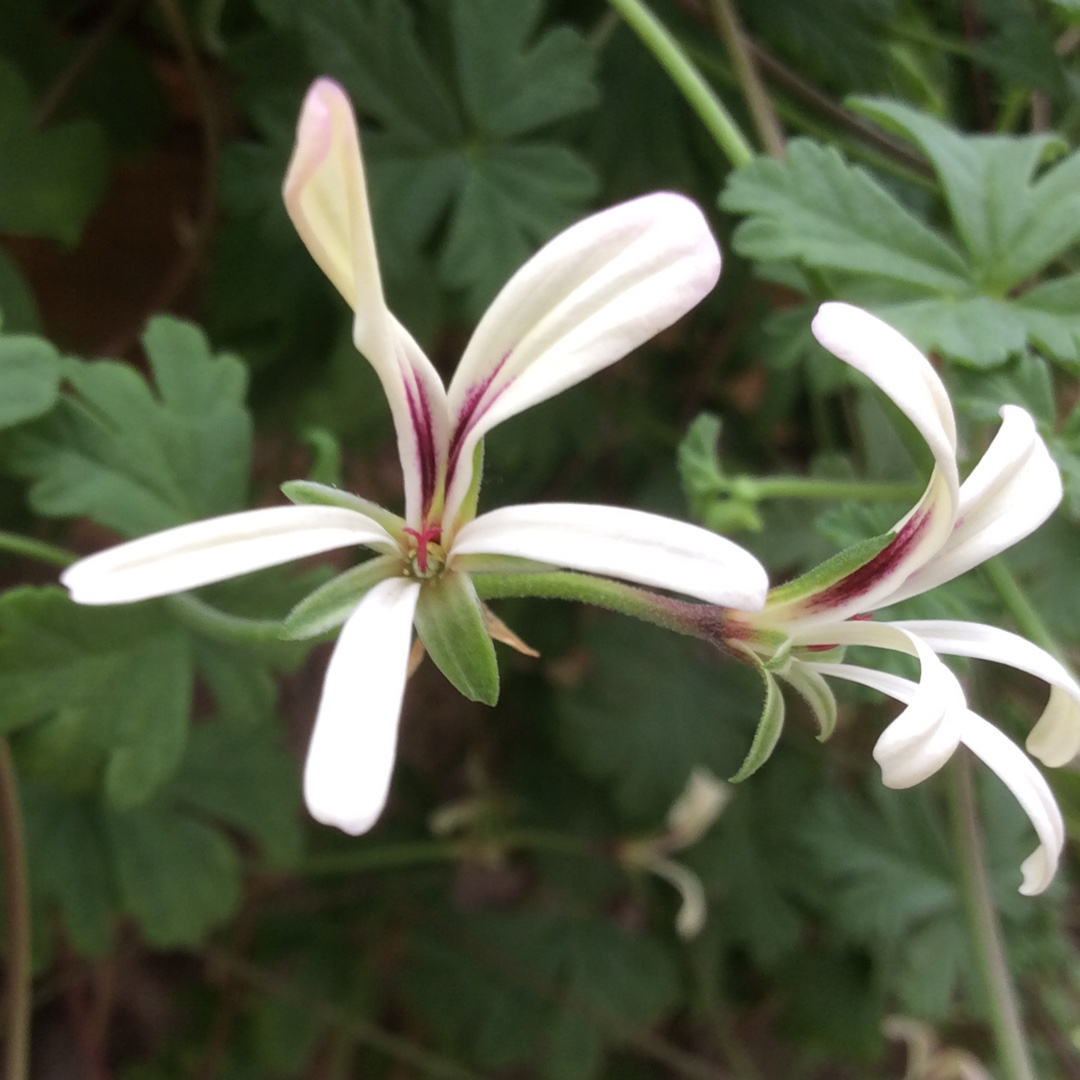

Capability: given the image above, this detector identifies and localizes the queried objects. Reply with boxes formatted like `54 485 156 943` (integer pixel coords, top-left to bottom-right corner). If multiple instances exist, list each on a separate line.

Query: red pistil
403 525 442 574
805 611 873 652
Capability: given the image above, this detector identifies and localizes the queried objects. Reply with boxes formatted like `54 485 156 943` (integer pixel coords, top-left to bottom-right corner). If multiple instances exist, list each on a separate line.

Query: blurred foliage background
0 0 1079 1077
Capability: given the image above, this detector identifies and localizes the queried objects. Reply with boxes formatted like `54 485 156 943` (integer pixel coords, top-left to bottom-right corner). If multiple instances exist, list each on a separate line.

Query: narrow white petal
810 657 1064 894
452 502 768 608
885 407 1062 604
892 619 1080 767
803 623 966 787
303 576 420 835
441 194 720 522
282 79 448 524
812 303 958 495
959 713 1064 895
61 505 398 605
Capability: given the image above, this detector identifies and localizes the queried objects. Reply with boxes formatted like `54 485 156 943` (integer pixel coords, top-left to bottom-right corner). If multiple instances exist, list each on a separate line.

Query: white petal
61 505 397 605
811 303 958 498
803 623 966 787
283 79 448 524
959 713 1065 895
441 194 720 523
892 619 1080 767
885 407 1062 605
303 576 420 834
452 502 768 608
812 659 1064 894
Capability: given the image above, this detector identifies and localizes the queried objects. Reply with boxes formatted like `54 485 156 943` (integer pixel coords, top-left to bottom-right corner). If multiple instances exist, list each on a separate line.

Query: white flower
61 79 768 837
726 302 1078 894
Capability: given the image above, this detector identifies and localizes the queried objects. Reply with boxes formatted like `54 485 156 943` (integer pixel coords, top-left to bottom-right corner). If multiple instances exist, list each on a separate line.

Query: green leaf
0 330 60 427
730 665 785 782
12 316 252 536
720 138 970 292
0 59 108 245
556 618 760 820
0 588 193 806
414 570 499 705
401 910 679 1080
284 556 399 639
0 248 41 332
295 0 599 313
850 97 1080 290
107 801 241 949
166 717 303 868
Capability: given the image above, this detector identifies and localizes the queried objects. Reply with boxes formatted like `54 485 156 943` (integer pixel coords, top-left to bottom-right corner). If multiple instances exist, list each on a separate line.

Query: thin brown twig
0 739 31 1080
34 0 147 128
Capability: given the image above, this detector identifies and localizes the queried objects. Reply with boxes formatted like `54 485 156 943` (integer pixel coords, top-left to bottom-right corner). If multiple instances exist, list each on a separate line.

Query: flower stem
166 594 289 646
983 557 1061 658
0 531 76 568
706 0 785 158
947 752 1037 1080
606 0 755 167
0 738 31 1080
705 476 921 503
473 570 722 642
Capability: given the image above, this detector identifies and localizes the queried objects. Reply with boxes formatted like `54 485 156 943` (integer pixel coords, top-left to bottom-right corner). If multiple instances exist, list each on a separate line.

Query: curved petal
811 303 958 495
283 79 448 525
441 194 721 523
959 713 1065 895
61 505 397 605
811 660 1064 894
452 502 768 608
303 576 420 834
891 619 1080 767
803 622 966 787
884 407 1062 605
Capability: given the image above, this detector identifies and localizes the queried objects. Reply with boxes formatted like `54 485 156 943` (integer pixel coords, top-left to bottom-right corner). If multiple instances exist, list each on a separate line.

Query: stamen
403 525 442 575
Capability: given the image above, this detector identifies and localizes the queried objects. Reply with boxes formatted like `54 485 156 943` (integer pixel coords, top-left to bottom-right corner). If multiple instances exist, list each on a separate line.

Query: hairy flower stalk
721 303 1078 894
60 78 768 836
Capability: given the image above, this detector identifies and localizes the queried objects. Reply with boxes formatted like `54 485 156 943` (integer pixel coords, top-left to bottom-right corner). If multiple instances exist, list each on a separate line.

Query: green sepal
414 570 499 706
451 439 485 530
729 663 785 783
779 660 838 742
761 633 794 674
765 531 894 608
281 479 405 538
283 556 400 640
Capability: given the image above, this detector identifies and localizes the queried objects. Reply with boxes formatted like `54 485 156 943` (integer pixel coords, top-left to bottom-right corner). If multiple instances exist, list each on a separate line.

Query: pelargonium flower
61 79 768 836
724 302 1078 894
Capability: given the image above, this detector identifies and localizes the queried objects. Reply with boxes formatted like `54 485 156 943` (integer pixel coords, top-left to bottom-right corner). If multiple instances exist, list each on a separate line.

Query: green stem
473 570 721 642
983 558 1061 657
706 476 921 503
166 594 289 646
947 753 1037 1080
0 531 76 568
606 0 755 167
304 830 595 876
707 0 785 158
0 739 31 1080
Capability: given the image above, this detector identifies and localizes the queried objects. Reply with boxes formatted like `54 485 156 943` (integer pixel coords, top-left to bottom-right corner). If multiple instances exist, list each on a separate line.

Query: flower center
403 525 445 579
